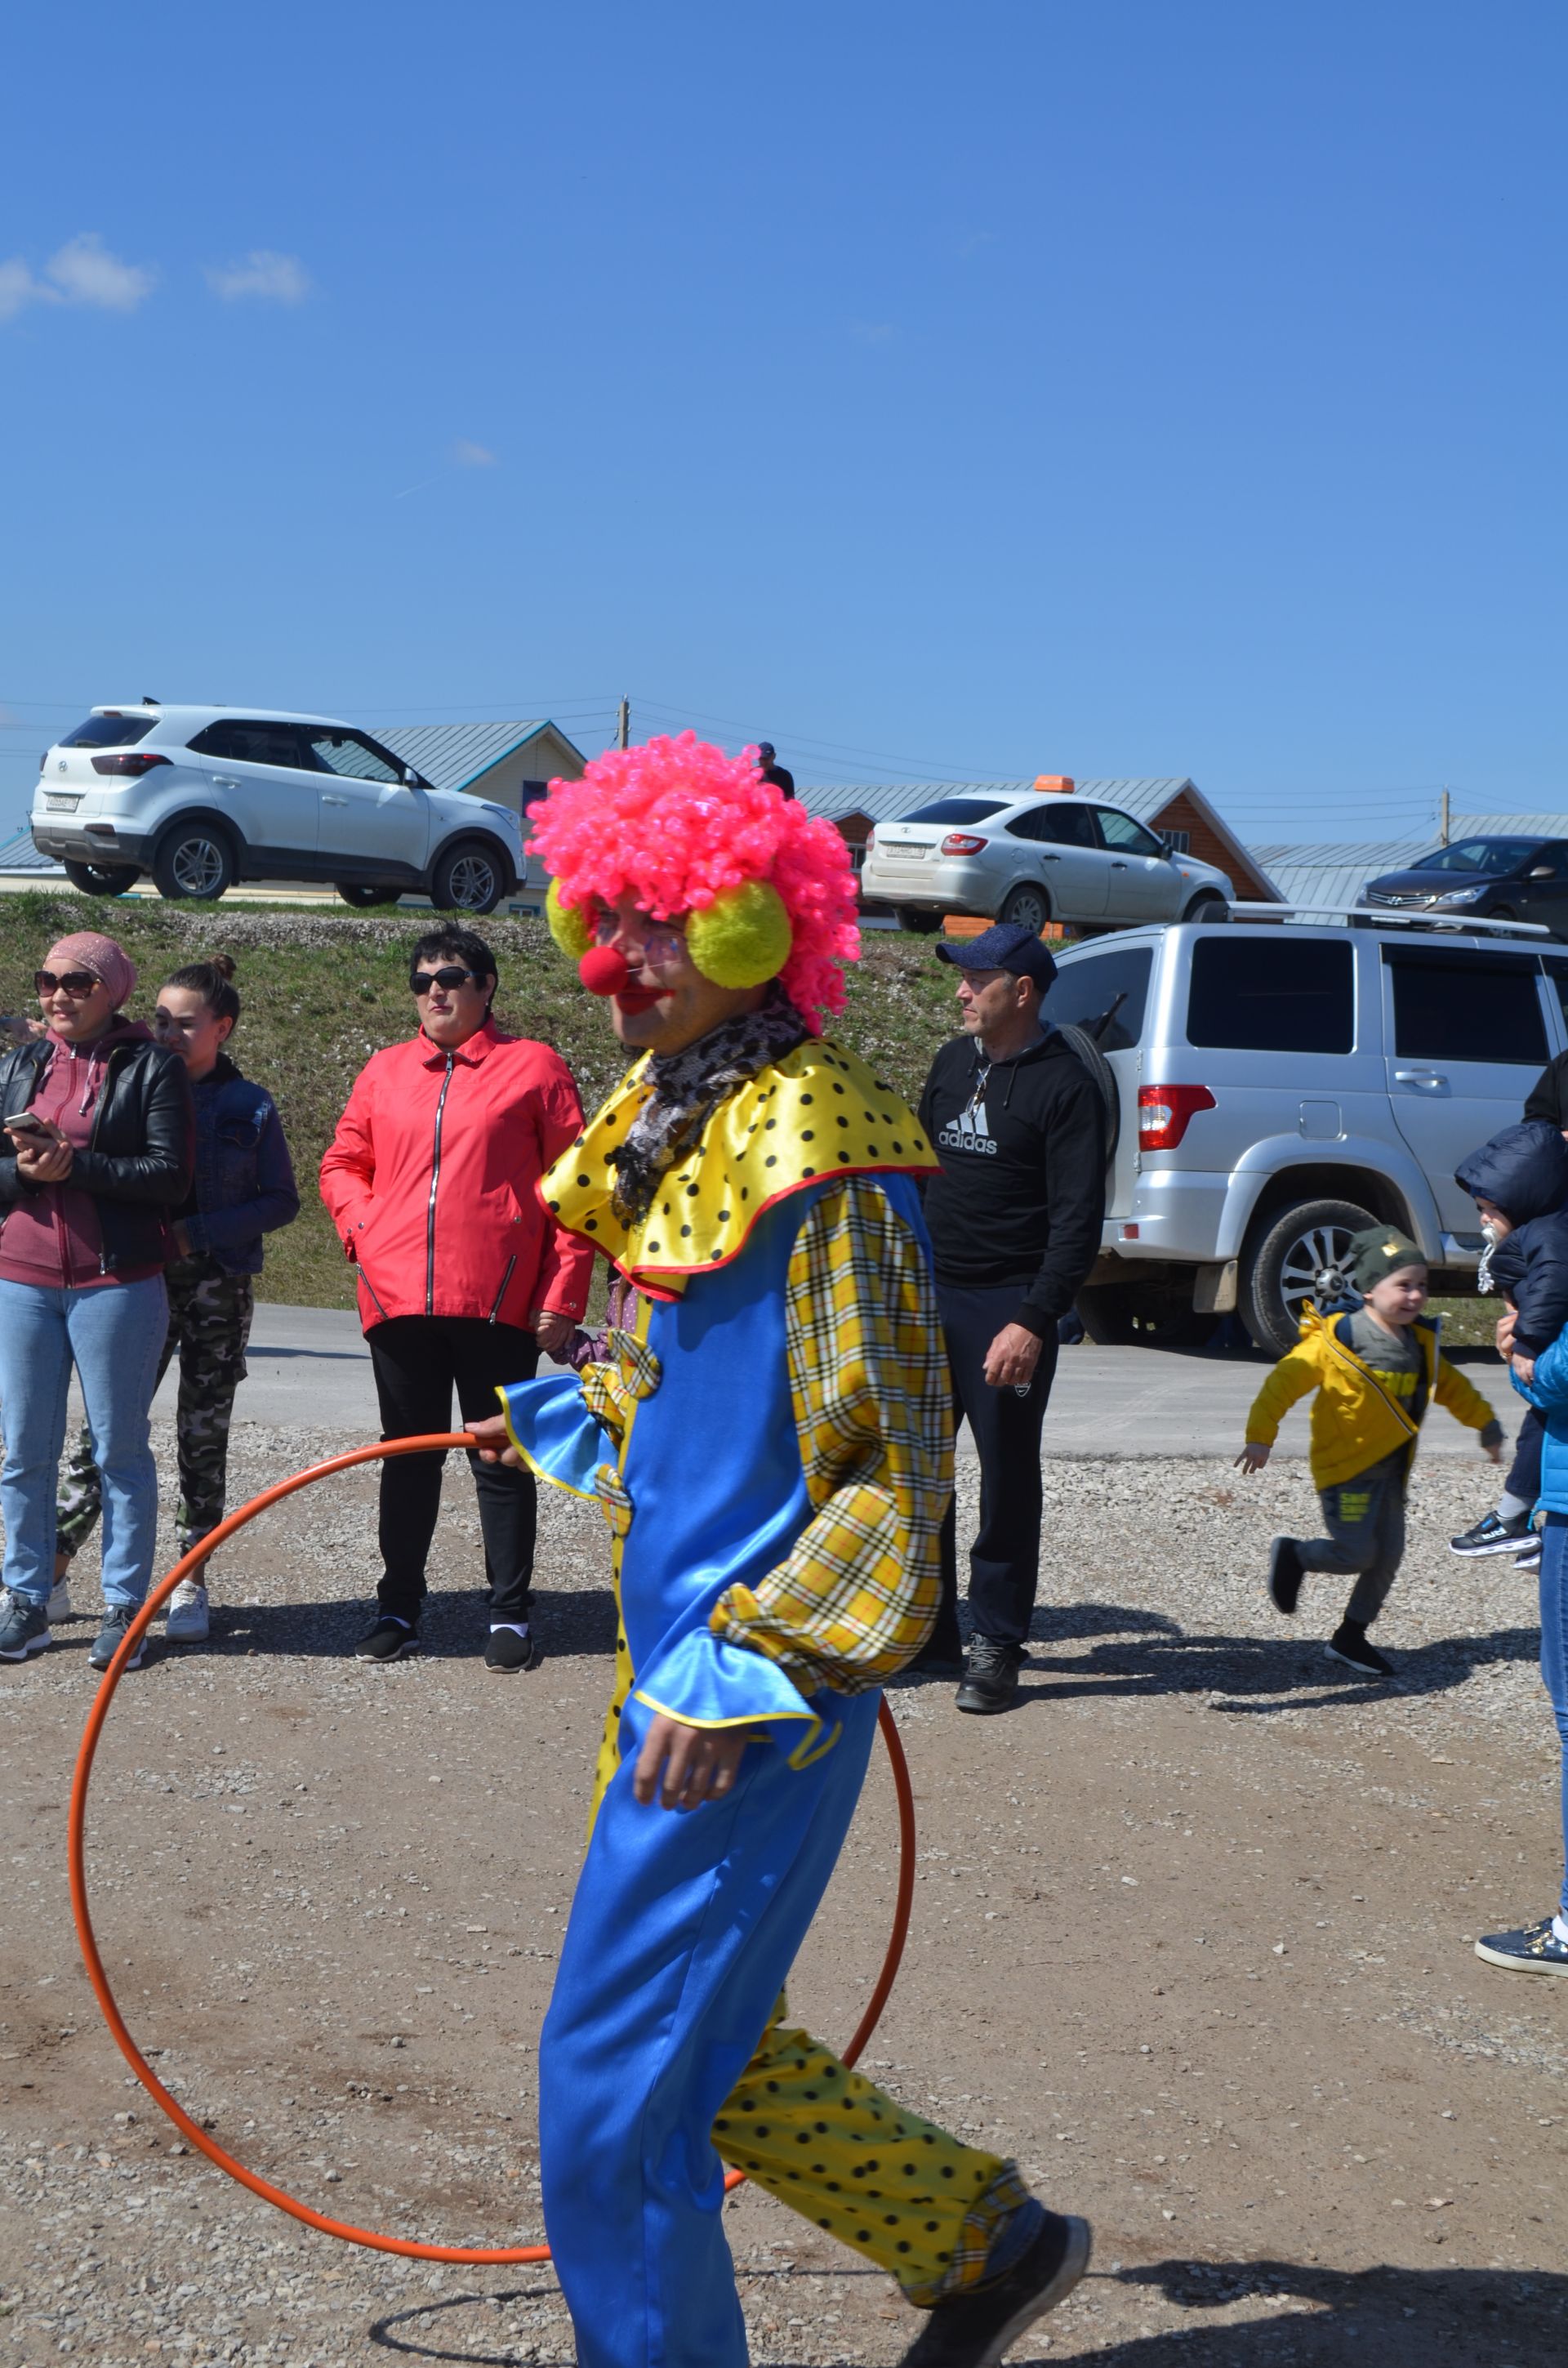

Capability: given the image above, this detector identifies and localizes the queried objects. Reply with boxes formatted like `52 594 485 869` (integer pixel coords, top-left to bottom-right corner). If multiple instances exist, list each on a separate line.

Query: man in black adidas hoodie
916 923 1106 1712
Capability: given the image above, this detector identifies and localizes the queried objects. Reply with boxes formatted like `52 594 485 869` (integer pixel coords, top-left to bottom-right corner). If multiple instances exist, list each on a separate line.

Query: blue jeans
0 1276 168 1611
1540 1514 1568 1920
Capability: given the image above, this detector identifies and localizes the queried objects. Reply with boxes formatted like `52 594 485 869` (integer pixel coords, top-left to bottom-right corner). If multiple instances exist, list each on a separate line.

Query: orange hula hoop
68 1431 919 2265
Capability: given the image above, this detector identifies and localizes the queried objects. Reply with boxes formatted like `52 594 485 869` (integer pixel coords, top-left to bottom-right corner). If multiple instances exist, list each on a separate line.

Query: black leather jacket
0 1033 195 1274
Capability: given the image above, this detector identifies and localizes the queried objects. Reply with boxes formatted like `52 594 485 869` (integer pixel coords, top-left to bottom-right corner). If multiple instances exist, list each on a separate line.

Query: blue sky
2 1 1562 843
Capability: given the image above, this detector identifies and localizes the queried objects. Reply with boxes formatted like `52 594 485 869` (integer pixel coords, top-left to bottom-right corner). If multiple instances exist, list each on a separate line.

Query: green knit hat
1347 1225 1427 1291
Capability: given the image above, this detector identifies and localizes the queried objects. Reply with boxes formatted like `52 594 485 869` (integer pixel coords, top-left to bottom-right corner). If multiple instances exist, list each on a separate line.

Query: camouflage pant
56 1255 253 1563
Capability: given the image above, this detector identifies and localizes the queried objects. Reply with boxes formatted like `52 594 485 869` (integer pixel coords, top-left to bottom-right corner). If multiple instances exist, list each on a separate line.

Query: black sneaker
898 2210 1092 2367
1474 1916 1568 1977
88 1608 147 1673
1268 1536 1304 1616
1450 1510 1532 1558
1324 1621 1392 1679
0 1594 51 1662
1515 1532 1543 1574
956 1636 1022 1715
484 1625 542 1673
355 1616 421 1662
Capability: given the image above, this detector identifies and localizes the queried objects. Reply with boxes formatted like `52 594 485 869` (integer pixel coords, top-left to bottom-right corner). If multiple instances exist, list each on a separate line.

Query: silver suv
30 704 524 914
1047 914 1565 1354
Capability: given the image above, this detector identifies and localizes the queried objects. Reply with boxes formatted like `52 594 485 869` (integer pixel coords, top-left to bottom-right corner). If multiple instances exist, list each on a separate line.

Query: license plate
43 793 81 813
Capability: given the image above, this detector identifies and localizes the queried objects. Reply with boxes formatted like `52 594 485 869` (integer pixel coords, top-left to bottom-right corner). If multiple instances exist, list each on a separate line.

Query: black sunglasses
409 965 479 996
35 970 104 997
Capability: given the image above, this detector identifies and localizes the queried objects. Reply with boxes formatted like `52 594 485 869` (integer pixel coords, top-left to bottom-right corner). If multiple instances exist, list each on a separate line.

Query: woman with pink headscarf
0 930 193 1674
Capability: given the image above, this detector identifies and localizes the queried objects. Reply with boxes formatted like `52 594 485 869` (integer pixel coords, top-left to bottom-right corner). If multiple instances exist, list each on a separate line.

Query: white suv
30 704 524 914
861 788 1233 934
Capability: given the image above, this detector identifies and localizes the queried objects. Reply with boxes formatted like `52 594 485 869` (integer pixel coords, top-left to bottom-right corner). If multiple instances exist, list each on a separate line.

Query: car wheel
62 860 140 897
430 838 506 915
1055 1023 1120 1165
894 906 943 935
1183 893 1230 924
152 822 236 903
1240 1194 1379 1358
336 883 402 909
1489 905 1518 926
1076 1282 1218 1349
999 881 1051 934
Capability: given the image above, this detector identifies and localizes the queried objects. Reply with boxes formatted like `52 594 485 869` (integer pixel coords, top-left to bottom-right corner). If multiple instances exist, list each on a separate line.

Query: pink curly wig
528 732 861 1030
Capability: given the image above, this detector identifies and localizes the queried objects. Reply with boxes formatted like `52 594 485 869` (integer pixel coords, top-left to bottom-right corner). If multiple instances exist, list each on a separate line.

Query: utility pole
617 696 630 750
1439 784 1450 845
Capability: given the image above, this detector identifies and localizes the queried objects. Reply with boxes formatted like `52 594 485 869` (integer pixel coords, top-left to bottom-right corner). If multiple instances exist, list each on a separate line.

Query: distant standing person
52 957 300 1644
319 925 593 1668
755 742 795 800
915 923 1107 1712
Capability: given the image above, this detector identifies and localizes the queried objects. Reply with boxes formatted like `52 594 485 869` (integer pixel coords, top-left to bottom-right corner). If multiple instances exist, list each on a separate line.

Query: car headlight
1432 884 1488 905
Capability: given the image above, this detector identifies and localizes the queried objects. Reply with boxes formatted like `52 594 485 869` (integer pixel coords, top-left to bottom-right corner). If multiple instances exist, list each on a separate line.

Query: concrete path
197 1304 1519 1460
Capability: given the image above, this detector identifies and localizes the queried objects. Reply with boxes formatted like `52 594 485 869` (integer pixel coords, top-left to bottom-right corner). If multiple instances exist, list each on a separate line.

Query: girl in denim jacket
54 957 299 1644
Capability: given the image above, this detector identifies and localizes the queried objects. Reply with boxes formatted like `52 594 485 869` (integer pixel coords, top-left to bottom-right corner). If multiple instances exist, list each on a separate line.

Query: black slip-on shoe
355 1616 421 1662
1449 1510 1532 1558
1268 1536 1304 1616
898 2211 1092 2367
1474 1916 1568 1977
955 1637 1023 1715
484 1626 542 1673
88 1609 147 1672
1324 1621 1393 1679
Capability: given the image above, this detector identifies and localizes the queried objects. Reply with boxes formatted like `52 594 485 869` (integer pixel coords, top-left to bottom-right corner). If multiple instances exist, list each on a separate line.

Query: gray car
860 788 1233 934
1043 912 1563 1354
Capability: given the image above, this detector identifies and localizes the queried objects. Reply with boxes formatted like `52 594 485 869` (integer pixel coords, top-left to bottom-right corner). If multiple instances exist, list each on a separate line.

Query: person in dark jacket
915 921 1107 1711
1451 1115 1568 1569
0 930 194 1674
51 956 300 1646
755 741 795 800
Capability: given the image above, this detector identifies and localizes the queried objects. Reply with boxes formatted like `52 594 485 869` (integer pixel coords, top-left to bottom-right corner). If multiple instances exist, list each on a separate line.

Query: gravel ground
3 1424 1567 2365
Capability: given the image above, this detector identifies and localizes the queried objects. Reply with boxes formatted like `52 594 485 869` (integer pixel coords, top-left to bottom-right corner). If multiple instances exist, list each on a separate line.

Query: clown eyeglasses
35 970 104 997
591 913 686 972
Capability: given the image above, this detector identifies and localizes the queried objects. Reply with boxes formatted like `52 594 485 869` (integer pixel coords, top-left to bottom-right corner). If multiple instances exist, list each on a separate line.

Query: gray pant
1298 1469 1406 1627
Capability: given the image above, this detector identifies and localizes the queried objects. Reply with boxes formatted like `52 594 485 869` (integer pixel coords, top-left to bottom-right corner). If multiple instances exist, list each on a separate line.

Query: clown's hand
633 1714 753 1813
468 1411 523 1469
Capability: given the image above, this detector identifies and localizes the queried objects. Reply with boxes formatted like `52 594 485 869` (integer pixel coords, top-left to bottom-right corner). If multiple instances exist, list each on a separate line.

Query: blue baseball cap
934 922 1058 992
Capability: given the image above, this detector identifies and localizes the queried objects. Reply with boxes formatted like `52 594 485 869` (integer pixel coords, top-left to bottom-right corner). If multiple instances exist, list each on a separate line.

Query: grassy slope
0 893 956 1309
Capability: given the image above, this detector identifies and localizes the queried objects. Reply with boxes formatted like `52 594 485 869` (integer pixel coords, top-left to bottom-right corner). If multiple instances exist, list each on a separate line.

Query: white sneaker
47 1576 72 1624
165 1581 210 1643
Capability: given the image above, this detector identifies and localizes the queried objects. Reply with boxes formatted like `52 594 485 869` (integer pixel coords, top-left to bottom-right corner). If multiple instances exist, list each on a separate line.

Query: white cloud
205 249 312 303
45 232 155 311
453 439 497 467
0 258 47 322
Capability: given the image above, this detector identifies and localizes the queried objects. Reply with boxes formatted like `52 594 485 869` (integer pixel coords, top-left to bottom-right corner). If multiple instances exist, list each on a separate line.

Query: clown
470 734 1089 2368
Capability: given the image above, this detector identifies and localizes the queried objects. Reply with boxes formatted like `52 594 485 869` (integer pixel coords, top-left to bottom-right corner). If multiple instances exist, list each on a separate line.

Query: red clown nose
578 944 631 996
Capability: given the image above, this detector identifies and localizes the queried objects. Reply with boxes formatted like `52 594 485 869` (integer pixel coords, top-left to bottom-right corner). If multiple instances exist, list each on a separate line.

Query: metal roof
800 775 1198 825
1250 839 1429 870
1450 811 1568 841
0 824 63 873
375 720 582 796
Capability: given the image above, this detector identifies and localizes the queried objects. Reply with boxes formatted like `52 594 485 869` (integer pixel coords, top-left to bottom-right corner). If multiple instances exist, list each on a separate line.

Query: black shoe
898 2211 1092 2367
1324 1621 1392 1679
1515 1532 1543 1574
355 1616 420 1662
484 1625 542 1673
1268 1536 1303 1616
1474 1915 1568 1977
88 1608 147 1673
1450 1510 1532 1557
955 1636 1022 1715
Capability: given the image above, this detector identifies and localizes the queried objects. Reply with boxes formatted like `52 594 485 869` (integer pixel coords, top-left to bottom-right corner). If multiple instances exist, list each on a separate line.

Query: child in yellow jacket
1237 1226 1503 1678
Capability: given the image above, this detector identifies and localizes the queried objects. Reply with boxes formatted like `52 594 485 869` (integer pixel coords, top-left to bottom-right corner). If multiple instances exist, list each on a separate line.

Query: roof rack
1227 901 1551 938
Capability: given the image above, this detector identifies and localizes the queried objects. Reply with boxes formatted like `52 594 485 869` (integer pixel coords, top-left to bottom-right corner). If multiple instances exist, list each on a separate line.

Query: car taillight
91 752 171 775
1138 1083 1216 1151
940 832 989 855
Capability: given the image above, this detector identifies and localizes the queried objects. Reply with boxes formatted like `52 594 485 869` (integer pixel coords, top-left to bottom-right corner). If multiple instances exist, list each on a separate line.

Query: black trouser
367 1316 540 1625
1509 1406 1544 1505
932 1280 1059 1651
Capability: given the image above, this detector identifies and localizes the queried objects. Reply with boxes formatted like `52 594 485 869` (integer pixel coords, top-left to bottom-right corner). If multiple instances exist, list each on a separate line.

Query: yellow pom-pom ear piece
685 879 793 988
546 879 594 961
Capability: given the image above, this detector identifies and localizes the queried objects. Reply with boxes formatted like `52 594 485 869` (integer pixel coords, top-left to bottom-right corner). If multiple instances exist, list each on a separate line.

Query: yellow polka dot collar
540 1037 939 1298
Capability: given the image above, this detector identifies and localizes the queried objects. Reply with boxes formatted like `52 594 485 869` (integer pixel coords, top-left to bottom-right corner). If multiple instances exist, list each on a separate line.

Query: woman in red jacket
320 925 593 1670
